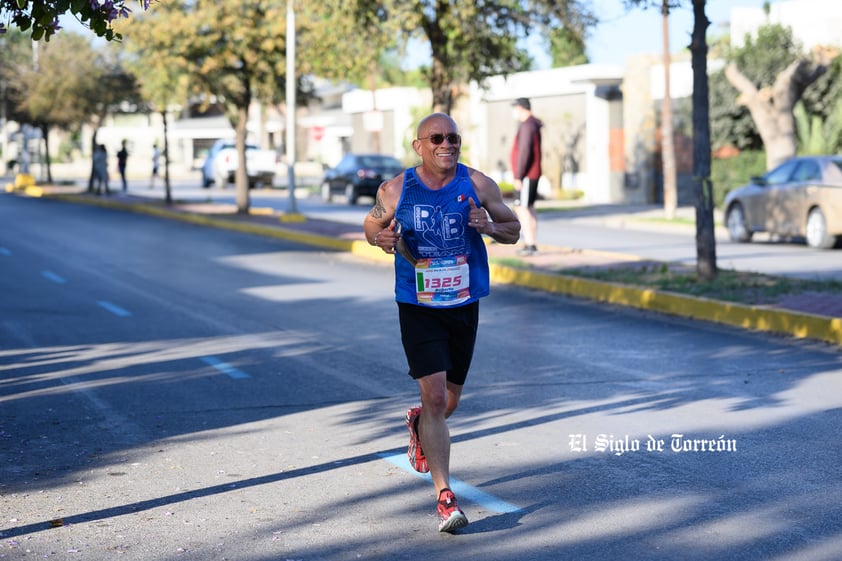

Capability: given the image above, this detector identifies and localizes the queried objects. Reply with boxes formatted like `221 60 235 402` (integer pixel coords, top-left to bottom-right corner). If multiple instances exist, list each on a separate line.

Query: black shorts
398 301 479 386
513 177 539 207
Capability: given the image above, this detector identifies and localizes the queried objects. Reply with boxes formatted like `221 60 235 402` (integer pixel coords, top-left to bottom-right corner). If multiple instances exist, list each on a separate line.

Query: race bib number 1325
415 255 470 306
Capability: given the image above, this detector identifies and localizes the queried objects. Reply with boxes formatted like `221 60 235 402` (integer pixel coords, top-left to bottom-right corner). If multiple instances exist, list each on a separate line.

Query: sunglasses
417 133 461 145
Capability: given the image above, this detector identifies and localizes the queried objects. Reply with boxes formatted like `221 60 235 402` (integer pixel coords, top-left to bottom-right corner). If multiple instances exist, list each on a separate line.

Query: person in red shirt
510 97 543 256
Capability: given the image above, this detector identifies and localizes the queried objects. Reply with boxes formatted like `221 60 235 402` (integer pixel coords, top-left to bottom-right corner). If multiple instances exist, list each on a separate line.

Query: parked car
201 139 277 188
723 155 842 249
321 153 404 204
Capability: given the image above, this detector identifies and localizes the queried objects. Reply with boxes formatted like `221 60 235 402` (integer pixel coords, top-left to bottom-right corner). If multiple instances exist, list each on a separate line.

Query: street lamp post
285 0 298 214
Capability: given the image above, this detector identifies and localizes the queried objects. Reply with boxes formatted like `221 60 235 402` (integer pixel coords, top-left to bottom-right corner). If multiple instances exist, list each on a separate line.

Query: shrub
711 150 766 208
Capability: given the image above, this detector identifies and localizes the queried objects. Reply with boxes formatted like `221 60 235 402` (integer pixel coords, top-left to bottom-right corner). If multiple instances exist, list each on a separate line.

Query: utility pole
661 0 678 219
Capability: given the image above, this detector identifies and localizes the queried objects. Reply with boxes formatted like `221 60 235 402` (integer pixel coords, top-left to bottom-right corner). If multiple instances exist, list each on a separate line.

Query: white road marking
379 452 521 514
96 300 132 317
41 270 66 284
200 355 251 379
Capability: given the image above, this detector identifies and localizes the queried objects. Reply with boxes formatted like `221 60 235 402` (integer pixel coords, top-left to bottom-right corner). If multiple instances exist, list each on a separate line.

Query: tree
13 33 104 183
0 0 150 41
0 29 33 168
548 27 588 67
350 1 596 114
125 0 289 214
401 0 595 113
302 1 401 86
78 48 143 192
626 0 716 279
689 0 716 280
724 24 836 170
120 32 189 205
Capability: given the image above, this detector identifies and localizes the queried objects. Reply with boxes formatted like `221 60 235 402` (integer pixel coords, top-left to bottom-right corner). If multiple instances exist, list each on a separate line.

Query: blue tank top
393 164 490 306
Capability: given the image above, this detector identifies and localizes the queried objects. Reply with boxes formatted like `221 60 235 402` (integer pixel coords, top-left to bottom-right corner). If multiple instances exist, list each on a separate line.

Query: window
765 160 798 185
792 161 820 182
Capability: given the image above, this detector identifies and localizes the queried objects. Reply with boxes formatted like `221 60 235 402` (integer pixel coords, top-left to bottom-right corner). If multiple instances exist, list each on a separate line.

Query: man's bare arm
363 176 403 252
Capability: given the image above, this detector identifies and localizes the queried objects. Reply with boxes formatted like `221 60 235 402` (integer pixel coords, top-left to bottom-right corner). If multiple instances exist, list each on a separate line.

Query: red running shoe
437 488 468 533
405 406 428 473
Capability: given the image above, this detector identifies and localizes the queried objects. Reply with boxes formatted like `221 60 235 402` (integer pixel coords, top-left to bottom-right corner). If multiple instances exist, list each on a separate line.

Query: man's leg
417 373 468 532
515 205 537 247
525 205 538 246
416 371 453 493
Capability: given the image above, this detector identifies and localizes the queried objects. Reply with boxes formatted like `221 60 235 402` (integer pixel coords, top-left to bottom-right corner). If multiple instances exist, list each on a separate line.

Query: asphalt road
2 193 842 561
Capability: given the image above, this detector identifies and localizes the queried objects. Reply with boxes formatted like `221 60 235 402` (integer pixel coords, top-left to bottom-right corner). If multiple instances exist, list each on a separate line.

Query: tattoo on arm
370 192 386 219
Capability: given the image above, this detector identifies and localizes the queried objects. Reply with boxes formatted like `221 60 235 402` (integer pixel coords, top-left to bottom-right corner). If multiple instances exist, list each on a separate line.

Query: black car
321 153 404 205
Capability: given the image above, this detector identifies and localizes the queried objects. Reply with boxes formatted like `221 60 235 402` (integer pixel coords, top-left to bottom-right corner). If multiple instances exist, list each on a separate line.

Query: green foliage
732 24 801 85
801 55 842 118
15 33 103 129
709 70 761 151
0 0 150 41
556 264 842 306
124 1 288 122
302 1 401 88
710 24 800 152
0 29 32 124
796 56 842 155
359 0 596 112
548 27 588 67
711 150 766 208
795 98 842 156
5 30 138 139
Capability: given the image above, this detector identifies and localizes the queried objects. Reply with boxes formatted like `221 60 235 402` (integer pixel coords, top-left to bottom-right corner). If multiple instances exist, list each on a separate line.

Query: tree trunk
423 12 454 115
87 128 98 193
235 104 250 214
661 2 677 219
162 110 172 205
429 55 453 114
40 123 53 184
691 0 717 281
725 56 830 170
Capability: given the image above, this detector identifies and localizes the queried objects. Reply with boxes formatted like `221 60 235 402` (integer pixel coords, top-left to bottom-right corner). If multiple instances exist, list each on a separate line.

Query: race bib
415 255 470 306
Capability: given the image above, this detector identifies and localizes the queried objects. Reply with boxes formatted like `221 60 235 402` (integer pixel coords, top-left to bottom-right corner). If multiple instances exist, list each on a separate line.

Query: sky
584 0 771 66
56 1 773 69
401 0 773 70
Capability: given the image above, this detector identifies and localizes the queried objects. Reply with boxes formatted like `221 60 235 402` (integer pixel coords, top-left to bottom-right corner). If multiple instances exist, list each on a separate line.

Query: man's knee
419 374 450 413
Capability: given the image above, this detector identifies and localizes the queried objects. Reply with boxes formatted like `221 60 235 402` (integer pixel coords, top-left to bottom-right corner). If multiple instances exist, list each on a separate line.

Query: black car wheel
726 203 752 243
321 182 333 202
345 183 358 205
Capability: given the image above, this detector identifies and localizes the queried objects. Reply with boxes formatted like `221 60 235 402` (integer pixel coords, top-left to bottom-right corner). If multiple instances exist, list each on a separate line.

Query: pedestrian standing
93 144 110 195
150 143 160 189
510 97 543 256
116 140 129 192
363 112 520 533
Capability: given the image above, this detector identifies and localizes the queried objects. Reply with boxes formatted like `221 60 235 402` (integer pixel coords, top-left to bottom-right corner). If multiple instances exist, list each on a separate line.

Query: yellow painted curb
350 240 394 263
15 173 36 189
278 212 307 223
490 264 842 346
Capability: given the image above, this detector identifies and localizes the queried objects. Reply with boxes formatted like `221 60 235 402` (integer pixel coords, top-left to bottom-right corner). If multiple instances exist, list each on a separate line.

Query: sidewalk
7 184 842 347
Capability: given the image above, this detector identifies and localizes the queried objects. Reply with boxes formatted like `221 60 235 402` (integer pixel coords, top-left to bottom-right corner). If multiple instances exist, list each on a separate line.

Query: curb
489 265 842 346
26 190 842 347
